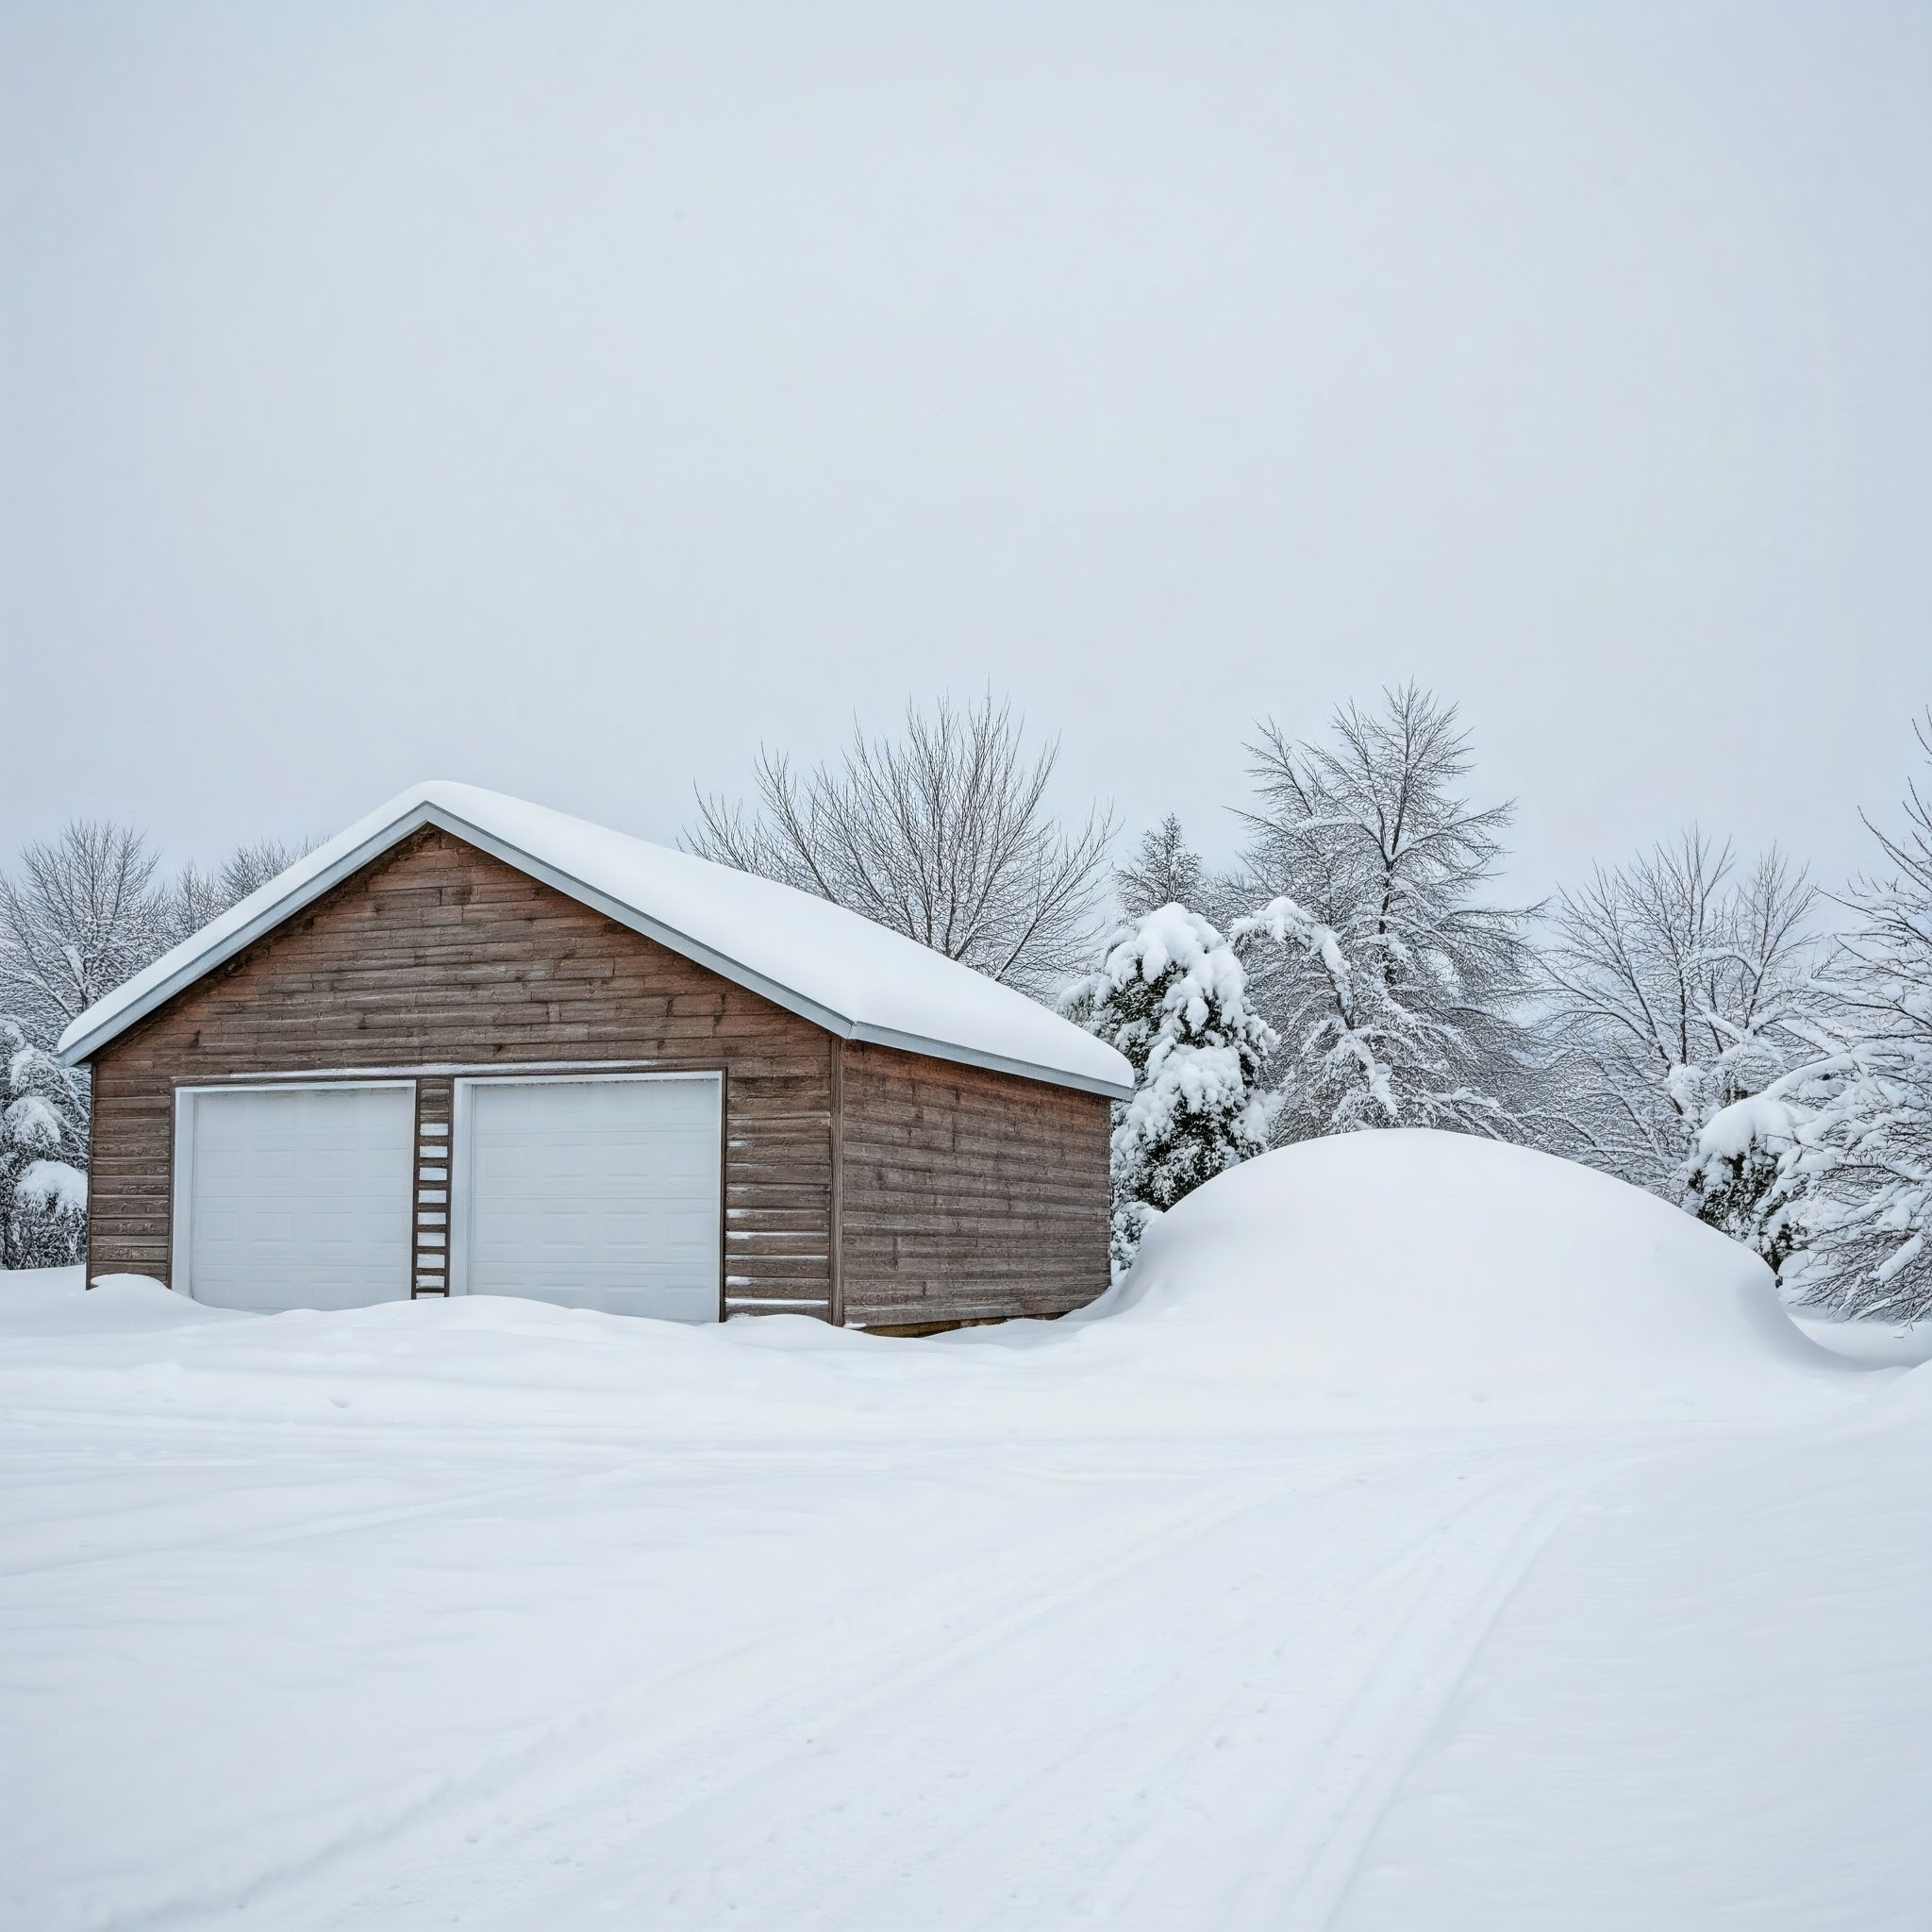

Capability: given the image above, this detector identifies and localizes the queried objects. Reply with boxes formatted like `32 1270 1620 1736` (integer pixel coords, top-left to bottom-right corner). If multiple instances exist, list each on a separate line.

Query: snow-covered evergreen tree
1115 817 1206 921
1066 904 1277 1274
0 1017 87 1268
1230 686 1539 1141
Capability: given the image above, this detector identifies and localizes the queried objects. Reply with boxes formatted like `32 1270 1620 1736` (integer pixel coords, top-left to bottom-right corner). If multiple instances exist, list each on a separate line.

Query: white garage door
180 1085 415 1310
457 1075 722 1321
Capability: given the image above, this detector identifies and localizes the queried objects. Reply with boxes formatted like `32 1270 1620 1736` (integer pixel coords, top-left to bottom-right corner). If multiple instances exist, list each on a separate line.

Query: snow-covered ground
3 1134 1927 1931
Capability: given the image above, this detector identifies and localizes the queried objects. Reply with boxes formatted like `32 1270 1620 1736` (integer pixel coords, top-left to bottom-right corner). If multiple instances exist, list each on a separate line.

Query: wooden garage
58 782 1131 1331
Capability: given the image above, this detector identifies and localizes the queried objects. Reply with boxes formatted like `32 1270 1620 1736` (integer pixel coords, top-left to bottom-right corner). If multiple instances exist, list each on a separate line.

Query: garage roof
56 781 1135 1100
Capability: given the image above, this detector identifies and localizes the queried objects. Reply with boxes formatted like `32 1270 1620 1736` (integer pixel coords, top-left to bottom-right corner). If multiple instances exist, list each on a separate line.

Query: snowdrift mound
1 1140 1881 1436
1100 1130 1864 1418
0 1268 241 1338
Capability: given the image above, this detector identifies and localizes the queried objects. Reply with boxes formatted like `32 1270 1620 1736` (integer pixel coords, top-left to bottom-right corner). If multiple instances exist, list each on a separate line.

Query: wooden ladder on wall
411 1078 454 1295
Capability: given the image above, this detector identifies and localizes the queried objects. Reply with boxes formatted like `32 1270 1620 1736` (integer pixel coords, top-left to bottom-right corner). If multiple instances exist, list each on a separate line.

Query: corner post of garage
828 1034 845 1327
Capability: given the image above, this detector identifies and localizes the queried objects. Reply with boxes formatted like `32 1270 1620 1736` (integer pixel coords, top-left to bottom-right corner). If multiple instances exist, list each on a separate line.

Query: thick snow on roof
57 781 1133 1097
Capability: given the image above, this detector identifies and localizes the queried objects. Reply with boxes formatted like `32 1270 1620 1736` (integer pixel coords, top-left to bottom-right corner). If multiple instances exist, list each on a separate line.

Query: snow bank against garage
1091 1129 1866 1422
0 1134 1883 1436
0 1267 242 1338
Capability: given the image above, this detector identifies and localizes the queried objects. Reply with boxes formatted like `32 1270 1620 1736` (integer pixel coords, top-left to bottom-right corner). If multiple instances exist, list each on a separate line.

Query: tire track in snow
770 1463 1586 1932
135 1462 1325 1931
1212 1480 1581 1930
253 1448 1602 1931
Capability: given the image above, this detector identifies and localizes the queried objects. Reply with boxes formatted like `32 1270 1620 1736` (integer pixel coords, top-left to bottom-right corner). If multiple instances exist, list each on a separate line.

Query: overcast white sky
2 2 1926 905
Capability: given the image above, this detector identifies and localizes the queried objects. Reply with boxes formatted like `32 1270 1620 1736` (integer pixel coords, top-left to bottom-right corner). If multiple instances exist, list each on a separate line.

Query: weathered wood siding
838 1041 1111 1329
84 827 836 1316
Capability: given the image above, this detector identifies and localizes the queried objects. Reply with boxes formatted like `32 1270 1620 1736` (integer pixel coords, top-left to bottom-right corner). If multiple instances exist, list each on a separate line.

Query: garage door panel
184 1087 415 1311
461 1076 721 1322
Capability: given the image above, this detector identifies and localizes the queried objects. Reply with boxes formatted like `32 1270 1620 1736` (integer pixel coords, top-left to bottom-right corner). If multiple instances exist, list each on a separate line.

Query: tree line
0 832 303 1266
699 687 1930 1319
4 688 1927 1327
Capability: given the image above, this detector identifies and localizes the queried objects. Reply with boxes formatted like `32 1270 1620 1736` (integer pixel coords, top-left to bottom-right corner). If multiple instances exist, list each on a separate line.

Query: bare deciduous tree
0 822 175 1044
1536 829 1828 1258
689 694 1115 999
172 839 308 944
0 822 313 1042
0 821 313 1268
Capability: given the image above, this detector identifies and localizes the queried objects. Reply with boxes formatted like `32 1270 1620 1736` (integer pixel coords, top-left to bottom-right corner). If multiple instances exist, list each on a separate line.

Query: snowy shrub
1755 725 1932 1322
0 1020 88 1268
1230 686 1540 1142
1690 1044 1930 1323
1686 1081 1826 1280
1067 904 1277 1274
10 1158 87 1269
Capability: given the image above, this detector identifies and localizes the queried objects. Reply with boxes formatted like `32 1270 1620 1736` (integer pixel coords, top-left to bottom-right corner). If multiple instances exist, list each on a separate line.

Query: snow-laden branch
1226 687 1539 1144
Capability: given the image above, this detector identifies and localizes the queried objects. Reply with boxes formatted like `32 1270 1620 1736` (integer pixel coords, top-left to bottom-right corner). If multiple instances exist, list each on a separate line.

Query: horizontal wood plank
839 1040 1109 1324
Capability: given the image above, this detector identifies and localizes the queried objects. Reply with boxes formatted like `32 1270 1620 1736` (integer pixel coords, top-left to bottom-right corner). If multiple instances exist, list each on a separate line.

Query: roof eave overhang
58 801 1134 1102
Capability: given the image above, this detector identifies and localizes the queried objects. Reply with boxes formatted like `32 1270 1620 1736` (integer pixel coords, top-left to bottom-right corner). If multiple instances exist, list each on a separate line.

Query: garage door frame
447 1070 727 1319
169 1078 419 1306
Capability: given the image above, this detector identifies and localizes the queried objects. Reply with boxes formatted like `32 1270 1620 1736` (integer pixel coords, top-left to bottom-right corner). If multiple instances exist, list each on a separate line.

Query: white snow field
2 1132 1926 1931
